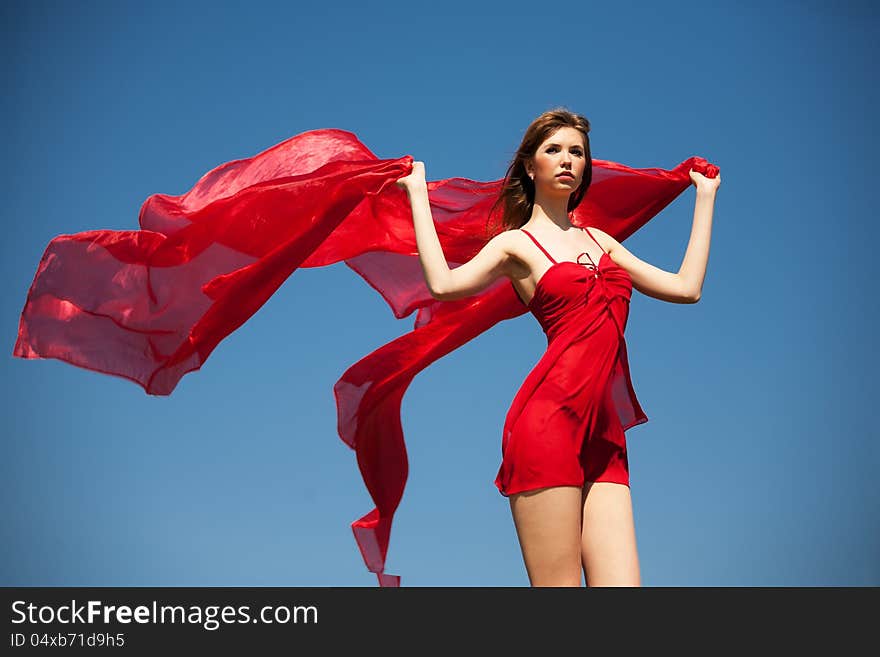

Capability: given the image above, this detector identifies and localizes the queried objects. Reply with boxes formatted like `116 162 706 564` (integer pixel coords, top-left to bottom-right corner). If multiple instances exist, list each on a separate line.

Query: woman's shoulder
585 226 621 255
494 228 530 277
489 226 524 250
502 226 535 252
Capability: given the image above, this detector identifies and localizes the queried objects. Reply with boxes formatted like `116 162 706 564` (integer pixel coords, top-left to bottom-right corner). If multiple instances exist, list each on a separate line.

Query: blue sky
3 0 877 586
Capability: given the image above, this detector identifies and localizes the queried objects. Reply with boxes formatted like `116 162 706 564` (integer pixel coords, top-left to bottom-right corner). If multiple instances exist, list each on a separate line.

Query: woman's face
527 126 587 195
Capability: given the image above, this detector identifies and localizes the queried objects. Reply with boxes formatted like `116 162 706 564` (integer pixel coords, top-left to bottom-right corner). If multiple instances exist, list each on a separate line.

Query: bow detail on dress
576 251 601 277
575 251 630 339
577 251 605 306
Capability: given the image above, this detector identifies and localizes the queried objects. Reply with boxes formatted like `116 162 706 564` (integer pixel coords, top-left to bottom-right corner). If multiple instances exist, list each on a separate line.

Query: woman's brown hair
486 107 592 238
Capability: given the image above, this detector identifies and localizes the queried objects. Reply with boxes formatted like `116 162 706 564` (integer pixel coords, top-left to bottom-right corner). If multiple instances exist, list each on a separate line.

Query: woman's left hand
395 160 426 192
689 168 721 194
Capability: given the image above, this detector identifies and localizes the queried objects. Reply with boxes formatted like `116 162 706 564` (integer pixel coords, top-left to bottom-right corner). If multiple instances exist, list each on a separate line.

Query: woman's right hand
395 160 426 191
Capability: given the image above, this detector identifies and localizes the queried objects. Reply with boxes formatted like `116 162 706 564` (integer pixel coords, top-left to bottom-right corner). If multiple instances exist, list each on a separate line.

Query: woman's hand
395 160 426 192
689 168 721 194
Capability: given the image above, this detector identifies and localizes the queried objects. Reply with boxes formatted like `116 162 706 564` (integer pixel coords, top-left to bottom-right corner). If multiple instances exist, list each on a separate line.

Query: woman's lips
556 173 575 180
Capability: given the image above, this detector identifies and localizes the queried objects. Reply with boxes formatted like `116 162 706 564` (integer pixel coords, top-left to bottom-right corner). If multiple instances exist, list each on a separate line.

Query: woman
395 108 720 586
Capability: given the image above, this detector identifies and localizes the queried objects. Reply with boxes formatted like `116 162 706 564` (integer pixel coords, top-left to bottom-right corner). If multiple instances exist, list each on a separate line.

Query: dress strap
583 227 608 255
520 229 558 265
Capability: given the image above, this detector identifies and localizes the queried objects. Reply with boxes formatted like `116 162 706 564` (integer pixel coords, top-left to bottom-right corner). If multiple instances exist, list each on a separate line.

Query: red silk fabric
12 128 718 586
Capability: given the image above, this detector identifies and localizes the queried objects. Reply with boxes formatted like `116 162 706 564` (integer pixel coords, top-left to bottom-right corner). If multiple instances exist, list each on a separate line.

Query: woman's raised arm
592 169 720 304
397 162 513 301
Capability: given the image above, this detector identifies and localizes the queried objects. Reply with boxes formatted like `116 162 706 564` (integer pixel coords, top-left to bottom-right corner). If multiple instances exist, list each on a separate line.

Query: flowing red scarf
12 128 718 586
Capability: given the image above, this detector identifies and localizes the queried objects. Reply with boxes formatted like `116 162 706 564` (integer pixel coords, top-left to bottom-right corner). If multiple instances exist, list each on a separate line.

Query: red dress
495 226 647 496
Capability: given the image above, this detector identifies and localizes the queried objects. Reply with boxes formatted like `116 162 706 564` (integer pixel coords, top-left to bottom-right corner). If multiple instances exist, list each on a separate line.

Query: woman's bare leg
509 485 583 586
580 481 641 586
